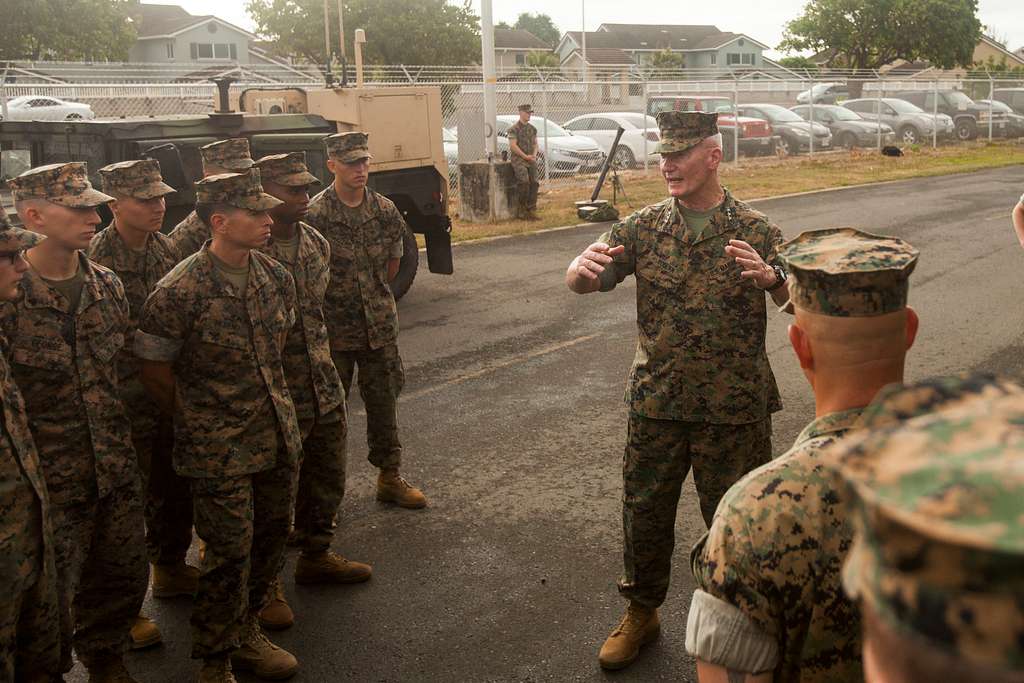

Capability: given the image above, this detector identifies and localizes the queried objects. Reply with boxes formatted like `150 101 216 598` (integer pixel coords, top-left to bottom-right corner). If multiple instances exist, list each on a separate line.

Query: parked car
796 82 849 105
647 95 776 160
0 95 95 121
976 99 1024 138
563 112 659 169
841 98 953 145
495 115 605 176
790 104 895 148
993 88 1024 115
735 103 832 155
892 90 1005 140
442 127 459 187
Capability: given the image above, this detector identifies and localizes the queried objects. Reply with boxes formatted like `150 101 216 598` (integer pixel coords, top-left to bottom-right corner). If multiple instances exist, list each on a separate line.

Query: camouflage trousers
292 408 348 552
50 484 148 671
132 413 193 566
511 161 539 217
618 413 772 609
189 457 297 659
332 344 404 470
0 473 60 680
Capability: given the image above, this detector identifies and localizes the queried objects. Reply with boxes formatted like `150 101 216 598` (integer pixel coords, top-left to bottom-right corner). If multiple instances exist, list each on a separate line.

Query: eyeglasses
0 250 26 266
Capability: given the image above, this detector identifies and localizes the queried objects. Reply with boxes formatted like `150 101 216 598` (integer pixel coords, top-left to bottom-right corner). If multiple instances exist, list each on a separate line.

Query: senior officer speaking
565 111 790 671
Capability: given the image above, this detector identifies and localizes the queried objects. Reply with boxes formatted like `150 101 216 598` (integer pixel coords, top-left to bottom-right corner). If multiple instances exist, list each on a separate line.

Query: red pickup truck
647 96 777 160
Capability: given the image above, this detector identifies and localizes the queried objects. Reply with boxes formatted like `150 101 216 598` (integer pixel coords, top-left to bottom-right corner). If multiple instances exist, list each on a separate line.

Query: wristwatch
765 264 787 292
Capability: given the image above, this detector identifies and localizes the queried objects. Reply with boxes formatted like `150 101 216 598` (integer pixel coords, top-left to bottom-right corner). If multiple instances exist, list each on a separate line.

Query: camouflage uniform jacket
306 186 405 351
688 407 865 683
260 222 345 421
87 224 180 427
599 189 784 423
135 246 302 478
0 254 138 507
166 210 208 261
507 121 538 165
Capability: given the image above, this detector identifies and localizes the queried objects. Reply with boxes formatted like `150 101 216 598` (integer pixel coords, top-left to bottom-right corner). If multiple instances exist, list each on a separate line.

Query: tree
513 12 560 47
525 51 559 68
496 21 512 30
777 55 820 73
246 0 480 66
779 0 982 71
643 49 686 77
0 0 136 61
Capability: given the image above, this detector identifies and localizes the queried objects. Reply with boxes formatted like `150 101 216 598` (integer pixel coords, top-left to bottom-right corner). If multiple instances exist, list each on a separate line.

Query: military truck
0 78 453 299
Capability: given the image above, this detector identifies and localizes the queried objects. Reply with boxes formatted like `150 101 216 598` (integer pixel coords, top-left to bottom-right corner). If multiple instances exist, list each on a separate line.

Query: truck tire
955 118 977 141
389 226 419 301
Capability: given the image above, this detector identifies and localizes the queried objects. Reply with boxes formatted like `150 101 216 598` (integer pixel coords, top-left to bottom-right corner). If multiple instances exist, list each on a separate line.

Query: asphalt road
76 165 1024 682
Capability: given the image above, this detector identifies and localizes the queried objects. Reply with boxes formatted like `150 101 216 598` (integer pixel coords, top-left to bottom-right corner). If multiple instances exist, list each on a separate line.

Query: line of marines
2 110 1022 683
1 131 424 682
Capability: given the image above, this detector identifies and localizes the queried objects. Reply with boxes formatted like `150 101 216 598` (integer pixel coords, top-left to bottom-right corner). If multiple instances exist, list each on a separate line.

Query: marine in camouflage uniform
507 103 540 219
833 373 1024 682
135 169 302 679
0 216 61 682
566 111 791 670
307 131 426 509
254 152 371 632
687 228 920 683
168 138 254 260
3 163 148 679
89 160 198 603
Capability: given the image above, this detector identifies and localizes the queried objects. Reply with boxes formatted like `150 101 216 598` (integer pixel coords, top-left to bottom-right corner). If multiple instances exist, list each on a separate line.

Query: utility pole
322 0 331 63
480 0 498 220
337 0 346 60
581 1 587 82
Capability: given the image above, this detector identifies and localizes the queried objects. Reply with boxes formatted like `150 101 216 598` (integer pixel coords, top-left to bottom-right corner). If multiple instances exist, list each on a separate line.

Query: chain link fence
3 61 1023 192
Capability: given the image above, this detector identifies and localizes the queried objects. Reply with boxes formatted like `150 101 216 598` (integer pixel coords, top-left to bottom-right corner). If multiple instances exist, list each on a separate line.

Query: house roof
565 25 768 53
132 3 254 40
569 48 633 66
494 29 551 51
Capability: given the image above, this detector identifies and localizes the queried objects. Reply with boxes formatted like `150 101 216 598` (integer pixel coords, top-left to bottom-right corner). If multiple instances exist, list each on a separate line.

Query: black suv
994 88 1024 115
892 90 1006 140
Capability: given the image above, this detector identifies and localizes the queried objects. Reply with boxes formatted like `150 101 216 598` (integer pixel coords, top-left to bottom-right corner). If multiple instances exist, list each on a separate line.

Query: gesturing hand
574 242 626 280
725 239 777 289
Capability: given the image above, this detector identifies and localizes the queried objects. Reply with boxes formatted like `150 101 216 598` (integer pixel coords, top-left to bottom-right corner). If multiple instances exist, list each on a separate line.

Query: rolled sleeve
134 330 183 362
389 239 404 259
685 589 779 673
596 218 637 292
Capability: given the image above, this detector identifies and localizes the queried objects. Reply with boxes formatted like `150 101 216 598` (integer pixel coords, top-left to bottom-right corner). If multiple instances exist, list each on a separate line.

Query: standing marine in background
89 159 199 651
5 162 148 682
307 131 428 511
254 152 372 633
507 103 540 220
168 138 255 260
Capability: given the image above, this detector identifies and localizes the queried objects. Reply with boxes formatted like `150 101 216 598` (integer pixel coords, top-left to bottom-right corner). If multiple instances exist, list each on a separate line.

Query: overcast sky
162 0 1024 60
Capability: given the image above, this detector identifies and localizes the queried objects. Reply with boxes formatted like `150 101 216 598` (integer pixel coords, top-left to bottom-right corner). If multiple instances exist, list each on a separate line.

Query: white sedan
1 95 95 121
562 112 660 168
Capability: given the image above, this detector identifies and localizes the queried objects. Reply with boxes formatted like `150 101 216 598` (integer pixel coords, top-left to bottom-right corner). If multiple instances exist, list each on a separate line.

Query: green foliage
644 49 686 76
525 51 560 68
779 0 982 70
246 0 481 65
495 21 512 30
777 55 821 73
0 0 136 60
513 12 560 47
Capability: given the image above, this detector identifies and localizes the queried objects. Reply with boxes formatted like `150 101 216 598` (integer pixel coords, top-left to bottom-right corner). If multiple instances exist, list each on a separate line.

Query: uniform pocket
197 325 251 352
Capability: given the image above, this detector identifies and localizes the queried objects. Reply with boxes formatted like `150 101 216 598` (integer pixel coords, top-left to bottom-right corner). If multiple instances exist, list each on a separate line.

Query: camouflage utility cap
99 159 176 199
195 170 282 211
200 138 254 173
7 162 114 208
0 213 45 251
655 111 719 154
255 152 319 187
779 227 918 316
325 132 372 163
835 374 1024 670
518 103 534 113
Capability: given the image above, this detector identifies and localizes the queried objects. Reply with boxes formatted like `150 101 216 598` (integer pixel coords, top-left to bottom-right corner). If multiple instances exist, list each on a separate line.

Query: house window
741 53 754 65
190 43 237 60
710 53 716 65
727 53 741 65
515 53 525 65
166 42 174 59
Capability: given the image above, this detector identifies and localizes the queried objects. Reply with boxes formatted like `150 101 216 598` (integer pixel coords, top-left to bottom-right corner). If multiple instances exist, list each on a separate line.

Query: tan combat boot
198 657 237 683
86 656 138 683
231 619 298 680
258 577 294 631
130 614 162 650
294 550 372 585
152 561 200 598
376 467 428 509
598 602 660 670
